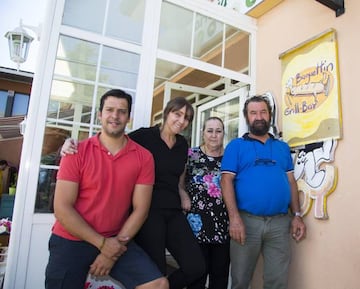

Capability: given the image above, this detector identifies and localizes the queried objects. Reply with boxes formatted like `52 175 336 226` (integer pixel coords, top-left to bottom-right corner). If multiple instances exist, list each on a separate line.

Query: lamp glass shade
5 27 34 64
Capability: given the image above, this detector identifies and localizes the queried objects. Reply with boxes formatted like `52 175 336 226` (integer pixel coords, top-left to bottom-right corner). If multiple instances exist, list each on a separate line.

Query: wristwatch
294 211 302 218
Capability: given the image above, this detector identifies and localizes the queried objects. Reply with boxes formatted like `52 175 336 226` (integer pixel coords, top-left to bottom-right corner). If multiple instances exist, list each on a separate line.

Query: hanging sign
279 29 342 148
207 0 265 14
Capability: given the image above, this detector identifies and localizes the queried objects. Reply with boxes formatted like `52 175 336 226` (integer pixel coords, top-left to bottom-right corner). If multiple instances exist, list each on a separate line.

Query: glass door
196 86 249 147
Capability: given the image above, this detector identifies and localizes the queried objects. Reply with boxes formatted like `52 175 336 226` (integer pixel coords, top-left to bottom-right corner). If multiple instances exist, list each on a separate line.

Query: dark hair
0 160 8 166
243 95 272 120
163 97 194 123
202 116 224 131
99 89 132 117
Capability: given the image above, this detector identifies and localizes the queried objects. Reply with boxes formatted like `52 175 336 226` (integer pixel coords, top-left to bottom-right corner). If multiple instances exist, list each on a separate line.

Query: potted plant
0 218 11 247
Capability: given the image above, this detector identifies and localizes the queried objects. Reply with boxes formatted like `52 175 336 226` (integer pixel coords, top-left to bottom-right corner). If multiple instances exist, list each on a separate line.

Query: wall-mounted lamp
4 19 41 71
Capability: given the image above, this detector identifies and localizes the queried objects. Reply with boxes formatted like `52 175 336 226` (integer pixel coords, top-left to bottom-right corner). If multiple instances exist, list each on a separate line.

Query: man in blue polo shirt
221 95 306 289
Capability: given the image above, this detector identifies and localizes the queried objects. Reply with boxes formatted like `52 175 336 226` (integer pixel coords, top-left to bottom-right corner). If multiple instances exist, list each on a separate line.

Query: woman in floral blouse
180 116 230 289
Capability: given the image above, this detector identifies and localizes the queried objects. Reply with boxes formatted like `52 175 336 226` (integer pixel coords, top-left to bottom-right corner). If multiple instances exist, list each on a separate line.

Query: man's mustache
253 120 267 125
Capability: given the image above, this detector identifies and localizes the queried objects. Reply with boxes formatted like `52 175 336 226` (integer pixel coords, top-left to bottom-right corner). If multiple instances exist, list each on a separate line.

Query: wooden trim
246 0 284 18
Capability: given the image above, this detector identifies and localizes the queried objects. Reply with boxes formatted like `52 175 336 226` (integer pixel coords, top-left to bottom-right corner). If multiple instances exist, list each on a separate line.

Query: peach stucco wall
252 0 360 288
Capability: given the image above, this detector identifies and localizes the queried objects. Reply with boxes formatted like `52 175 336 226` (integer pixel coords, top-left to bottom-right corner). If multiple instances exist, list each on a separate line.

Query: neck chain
202 145 223 157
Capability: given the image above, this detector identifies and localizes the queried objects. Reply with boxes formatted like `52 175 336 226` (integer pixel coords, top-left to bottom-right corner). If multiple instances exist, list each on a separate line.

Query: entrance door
196 86 249 147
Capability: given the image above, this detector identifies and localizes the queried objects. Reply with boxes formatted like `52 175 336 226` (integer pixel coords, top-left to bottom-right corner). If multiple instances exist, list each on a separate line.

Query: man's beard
249 120 270 136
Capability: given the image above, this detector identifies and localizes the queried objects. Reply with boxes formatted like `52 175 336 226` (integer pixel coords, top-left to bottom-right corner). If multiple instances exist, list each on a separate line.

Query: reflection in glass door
196 87 249 147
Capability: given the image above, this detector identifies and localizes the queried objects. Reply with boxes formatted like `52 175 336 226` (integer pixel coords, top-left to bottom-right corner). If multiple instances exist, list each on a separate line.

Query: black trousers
187 242 230 289
135 208 206 289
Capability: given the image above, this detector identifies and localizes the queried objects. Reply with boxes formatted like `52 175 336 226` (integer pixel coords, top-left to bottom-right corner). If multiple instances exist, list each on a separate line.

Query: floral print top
185 147 229 244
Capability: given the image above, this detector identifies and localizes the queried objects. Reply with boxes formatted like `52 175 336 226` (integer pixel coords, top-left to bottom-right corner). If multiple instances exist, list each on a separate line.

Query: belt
240 210 288 220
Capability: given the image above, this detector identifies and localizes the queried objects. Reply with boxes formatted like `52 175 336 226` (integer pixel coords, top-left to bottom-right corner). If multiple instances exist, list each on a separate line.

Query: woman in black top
129 97 205 289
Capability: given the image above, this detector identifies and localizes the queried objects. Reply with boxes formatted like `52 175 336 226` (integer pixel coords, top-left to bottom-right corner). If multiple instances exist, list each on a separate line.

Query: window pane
50 79 95 106
224 26 249 74
158 2 250 75
154 59 185 88
47 100 94 126
158 2 193 56
12 93 29 116
41 127 70 159
106 0 145 44
0 91 7 117
62 0 106 34
35 125 70 213
193 14 223 60
54 36 99 81
100 46 140 89
48 78 98 145
35 167 58 213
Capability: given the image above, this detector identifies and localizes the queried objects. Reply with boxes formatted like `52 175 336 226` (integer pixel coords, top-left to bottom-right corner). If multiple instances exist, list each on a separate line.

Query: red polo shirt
52 134 154 240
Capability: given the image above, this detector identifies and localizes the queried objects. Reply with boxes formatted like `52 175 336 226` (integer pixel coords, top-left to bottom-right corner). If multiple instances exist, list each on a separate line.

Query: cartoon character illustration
262 92 280 138
292 139 338 219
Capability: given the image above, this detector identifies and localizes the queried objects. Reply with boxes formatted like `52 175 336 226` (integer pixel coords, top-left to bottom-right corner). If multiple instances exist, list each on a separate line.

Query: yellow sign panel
280 29 342 148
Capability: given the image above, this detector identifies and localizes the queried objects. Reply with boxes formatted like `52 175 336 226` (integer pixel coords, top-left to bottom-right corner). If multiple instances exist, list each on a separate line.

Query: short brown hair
99 89 132 117
163 97 194 123
243 95 272 121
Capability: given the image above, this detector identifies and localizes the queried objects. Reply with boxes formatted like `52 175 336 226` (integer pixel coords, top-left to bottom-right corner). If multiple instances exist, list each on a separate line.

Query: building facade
4 0 360 288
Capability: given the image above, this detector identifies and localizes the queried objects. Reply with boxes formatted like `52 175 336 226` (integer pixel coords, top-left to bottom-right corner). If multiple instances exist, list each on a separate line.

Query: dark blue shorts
45 234 163 289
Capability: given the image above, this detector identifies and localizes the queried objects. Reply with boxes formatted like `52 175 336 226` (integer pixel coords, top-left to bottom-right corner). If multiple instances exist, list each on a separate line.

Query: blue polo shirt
221 133 294 216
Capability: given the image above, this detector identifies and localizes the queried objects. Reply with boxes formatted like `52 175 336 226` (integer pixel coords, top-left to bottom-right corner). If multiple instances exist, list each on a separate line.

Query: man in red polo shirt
45 89 168 289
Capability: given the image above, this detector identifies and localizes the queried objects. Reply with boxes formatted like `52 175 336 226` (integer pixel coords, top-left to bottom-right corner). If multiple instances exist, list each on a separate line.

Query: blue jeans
230 212 291 289
45 234 163 289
